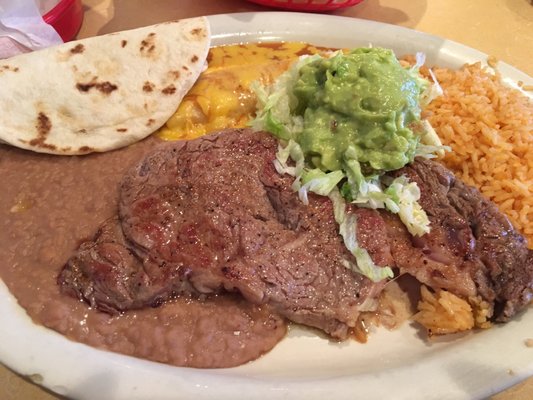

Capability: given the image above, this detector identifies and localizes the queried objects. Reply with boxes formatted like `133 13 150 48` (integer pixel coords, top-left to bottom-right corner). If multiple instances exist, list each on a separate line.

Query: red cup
246 0 365 11
43 0 84 42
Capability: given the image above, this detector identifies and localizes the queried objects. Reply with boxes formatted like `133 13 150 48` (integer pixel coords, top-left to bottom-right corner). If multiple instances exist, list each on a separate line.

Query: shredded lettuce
298 169 344 205
342 145 391 209
384 175 430 236
275 140 344 204
273 139 305 178
421 68 444 107
251 55 320 141
350 180 389 210
409 52 444 107
416 120 451 158
329 189 394 282
343 146 366 199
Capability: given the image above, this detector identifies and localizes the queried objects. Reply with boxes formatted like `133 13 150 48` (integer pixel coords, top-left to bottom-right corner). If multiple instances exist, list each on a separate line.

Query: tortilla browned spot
142 82 155 92
70 44 85 54
162 85 176 95
27 137 55 150
140 33 156 56
76 80 118 95
121 40 127 48
146 118 155 126
191 55 199 63
116 128 128 132
27 140 56 150
1 65 19 73
36 112 52 136
78 146 94 153
191 28 203 36
23 113 55 150
169 70 180 80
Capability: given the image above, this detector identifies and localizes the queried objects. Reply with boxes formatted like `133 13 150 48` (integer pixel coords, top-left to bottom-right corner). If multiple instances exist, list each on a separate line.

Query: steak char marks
59 130 389 339
59 129 533 336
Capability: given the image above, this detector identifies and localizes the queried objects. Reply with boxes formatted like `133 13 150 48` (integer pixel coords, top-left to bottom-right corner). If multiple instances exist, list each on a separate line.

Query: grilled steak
387 159 533 321
59 129 387 339
59 129 533 337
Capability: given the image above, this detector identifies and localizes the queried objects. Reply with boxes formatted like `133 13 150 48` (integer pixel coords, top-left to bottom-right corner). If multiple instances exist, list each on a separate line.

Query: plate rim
1 11 532 400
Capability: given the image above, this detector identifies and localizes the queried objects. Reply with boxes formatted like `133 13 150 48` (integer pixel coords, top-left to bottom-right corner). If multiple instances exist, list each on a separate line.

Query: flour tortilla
0 17 210 155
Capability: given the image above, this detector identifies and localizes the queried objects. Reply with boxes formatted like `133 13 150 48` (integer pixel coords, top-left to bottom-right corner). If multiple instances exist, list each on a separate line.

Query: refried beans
0 138 286 368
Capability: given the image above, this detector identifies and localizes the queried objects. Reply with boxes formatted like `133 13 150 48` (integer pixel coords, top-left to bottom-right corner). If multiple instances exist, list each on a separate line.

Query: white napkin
0 0 63 59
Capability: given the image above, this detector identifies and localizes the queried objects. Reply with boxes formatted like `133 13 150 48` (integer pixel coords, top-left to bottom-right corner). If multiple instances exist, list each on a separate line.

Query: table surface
1 0 532 399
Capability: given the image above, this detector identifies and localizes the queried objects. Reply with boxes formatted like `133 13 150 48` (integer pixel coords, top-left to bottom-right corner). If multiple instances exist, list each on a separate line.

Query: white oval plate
1 12 532 400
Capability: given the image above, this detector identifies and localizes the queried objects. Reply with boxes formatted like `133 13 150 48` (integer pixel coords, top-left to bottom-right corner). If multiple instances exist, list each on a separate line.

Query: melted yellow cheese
157 42 328 141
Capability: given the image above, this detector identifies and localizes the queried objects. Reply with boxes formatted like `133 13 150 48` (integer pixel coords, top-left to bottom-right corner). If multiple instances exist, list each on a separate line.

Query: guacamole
292 48 423 172
252 46 439 282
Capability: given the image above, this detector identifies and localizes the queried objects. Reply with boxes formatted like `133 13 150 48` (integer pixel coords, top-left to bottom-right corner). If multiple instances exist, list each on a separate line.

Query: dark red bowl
43 0 84 42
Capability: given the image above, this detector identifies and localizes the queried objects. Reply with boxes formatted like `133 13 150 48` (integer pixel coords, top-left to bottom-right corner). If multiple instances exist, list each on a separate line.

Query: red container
43 0 84 42
246 0 364 11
